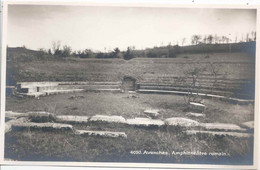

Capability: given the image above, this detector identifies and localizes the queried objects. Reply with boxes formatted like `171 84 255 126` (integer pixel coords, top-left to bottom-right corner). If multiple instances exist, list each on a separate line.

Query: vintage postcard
0 1 259 169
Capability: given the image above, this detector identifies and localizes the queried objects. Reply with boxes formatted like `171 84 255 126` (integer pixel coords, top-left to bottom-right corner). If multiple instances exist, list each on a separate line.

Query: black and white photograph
1 2 258 168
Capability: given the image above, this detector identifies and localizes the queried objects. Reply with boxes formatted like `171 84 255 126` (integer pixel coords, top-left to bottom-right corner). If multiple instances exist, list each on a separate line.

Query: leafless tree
202 36 207 44
214 35 219 44
178 62 229 107
207 35 214 44
182 38 186 46
51 40 61 54
246 33 250 42
62 45 72 57
180 64 206 105
191 35 202 45
254 32 256 41
251 31 256 41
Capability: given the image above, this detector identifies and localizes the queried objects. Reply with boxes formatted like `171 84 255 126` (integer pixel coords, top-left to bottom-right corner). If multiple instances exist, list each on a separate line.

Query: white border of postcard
0 1 259 169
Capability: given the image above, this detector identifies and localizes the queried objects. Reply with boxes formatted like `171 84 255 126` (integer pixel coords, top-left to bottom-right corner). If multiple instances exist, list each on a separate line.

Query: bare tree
207 35 214 44
203 36 207 44
213 35 219 44
221 36 226 43
51 40 61 54
240 33 245 42
179 64 206 105
246 33 249 42
182 38 186 46
208 63 219 93
251 31 256 41
191 35 202 45
178 62 229 108
62 45 72 57
208 63 229 96
226 37 230 43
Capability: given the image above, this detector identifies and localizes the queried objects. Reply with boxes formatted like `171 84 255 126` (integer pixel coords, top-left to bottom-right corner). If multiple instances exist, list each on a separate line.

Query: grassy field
5 125 254 164
6 92 254 125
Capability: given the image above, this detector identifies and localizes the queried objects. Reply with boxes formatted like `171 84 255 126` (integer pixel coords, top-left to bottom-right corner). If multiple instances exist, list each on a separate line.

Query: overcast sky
8 5 256 52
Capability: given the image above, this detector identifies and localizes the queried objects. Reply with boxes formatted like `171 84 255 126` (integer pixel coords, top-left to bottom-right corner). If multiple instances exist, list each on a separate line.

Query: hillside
6 42 255 99
136 41 256 58
7 42 256 61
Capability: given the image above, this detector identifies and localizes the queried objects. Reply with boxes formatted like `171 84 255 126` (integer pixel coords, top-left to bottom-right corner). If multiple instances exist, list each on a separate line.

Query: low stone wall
137 77 254 99
14 78 254 103
16 81 122 97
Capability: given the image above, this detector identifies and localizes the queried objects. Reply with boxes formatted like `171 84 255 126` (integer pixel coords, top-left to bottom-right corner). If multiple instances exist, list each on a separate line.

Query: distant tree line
42 41 136 60
190 31 256 45
21 32 256 60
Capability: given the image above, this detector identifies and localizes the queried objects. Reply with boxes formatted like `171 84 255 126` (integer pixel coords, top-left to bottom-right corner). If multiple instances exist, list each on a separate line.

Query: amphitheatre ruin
4 41 255 164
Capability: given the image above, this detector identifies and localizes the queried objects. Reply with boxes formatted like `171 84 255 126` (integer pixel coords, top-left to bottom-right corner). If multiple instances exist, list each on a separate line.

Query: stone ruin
11 80 254 105
6 77 254 139
5 110 254 139
15 81 122 97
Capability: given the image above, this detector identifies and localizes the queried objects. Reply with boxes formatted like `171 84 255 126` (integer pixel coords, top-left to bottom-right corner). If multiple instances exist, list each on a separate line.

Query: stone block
5 111 28 118
27 111 56 123
75 130 127 138
241 121 254 130
144 109 160 119
185 130 253 138
11 122 73 132
189 102 206 113
164 117 200 127
200 123 246 131
56 115 89 124
186 112 206 117
126 117 164 127
89 115 126 124
5 117 28 133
